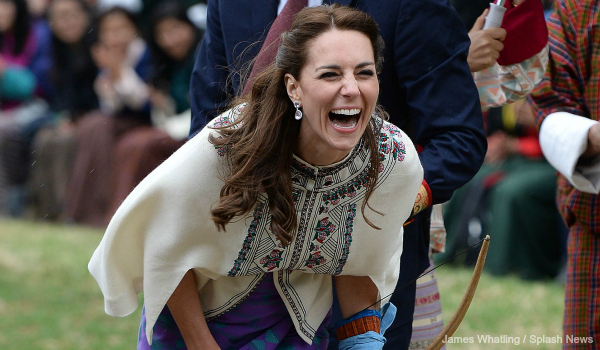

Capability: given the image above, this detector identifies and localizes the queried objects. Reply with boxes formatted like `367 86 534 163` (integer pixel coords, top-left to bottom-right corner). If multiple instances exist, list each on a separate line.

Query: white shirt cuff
539 112 600 194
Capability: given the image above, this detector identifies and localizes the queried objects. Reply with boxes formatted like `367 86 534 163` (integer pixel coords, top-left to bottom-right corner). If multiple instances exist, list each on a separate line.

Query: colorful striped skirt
409 257 445 350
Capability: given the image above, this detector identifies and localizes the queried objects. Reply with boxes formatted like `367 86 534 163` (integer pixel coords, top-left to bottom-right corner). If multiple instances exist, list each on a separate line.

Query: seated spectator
106 1 202 219
26 0 50 21
27 0 99 220
148 1 200 139
0 0 51 216
482 101 564 279
441 99 565 279
63 6 152 227
136 0 203 36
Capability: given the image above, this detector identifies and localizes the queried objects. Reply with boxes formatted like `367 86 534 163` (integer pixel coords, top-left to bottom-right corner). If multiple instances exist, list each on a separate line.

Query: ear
284 73 302 102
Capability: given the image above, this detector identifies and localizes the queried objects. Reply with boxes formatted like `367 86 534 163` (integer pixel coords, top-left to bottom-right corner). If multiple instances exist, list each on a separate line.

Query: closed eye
319 71 340 79
358 69 375 77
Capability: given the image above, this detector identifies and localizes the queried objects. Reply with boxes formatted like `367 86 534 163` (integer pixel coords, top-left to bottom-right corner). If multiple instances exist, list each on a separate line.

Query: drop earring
294 101 302 120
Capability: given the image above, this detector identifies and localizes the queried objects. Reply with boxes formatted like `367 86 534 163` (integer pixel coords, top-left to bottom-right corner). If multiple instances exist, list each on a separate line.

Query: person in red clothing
529 0 600 346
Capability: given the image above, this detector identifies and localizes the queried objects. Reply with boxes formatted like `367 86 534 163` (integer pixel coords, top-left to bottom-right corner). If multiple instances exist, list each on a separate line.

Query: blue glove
338 331 386 350
337 303 397 350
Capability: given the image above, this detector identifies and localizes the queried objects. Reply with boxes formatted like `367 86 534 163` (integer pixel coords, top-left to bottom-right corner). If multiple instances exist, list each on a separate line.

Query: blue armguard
337 303 397 350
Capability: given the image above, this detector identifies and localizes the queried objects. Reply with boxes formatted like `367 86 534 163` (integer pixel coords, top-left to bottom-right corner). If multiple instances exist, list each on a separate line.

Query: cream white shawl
89 108 423 344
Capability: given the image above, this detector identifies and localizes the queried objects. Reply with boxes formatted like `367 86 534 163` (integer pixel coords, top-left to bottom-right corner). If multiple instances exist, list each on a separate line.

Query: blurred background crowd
0 0 566 283
0 0 205 226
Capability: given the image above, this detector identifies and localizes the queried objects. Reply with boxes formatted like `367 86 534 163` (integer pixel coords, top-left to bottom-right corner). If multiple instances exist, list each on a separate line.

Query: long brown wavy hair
210 5 387 246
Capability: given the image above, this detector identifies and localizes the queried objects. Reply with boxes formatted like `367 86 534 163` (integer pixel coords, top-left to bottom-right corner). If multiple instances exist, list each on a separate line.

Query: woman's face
286 29 378 166
49 0 89 44
154 17 195 61
27 0 49 18
99 12 137 51
0 0 17 33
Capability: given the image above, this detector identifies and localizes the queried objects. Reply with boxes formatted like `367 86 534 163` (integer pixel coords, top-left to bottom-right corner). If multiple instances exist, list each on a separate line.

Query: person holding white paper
529 0 600 347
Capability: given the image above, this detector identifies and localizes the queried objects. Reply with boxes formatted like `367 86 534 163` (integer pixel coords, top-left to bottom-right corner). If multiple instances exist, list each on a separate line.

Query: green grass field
0 219 564 349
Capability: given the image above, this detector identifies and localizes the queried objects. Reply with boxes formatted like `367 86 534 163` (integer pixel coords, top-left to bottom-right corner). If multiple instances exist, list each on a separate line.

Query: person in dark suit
189 1 486 349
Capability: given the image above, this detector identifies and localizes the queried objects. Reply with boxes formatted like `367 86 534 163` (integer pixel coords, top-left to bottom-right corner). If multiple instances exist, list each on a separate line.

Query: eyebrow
315 61 375 71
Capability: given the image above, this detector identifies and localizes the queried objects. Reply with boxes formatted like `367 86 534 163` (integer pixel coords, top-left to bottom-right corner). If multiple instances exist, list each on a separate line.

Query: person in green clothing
148 1 199 112
106 1 202 220
146 0 200 140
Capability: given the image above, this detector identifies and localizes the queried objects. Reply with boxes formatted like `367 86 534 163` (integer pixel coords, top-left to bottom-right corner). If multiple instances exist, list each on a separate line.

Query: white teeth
331 108 361 115
331 118 358 129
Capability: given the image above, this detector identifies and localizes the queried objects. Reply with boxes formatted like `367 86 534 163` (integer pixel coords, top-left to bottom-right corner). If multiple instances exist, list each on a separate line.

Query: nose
340 76 360 98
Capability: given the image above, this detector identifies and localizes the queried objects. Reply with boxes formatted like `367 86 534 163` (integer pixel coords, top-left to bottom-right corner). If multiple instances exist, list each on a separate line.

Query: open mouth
329 108 361 130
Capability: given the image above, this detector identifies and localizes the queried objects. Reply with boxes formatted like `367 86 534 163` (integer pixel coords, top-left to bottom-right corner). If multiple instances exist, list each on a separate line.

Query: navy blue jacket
189 1 486 348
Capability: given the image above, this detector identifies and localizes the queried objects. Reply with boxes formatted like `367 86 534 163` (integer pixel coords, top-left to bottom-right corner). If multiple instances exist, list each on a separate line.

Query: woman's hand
167 270 220 350
91 42 126 81
512 0 527 5
149 87 170 112
467 9 507 72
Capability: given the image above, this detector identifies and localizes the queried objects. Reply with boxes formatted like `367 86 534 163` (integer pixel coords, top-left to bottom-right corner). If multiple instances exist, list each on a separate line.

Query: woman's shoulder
190 104 245 158
379 119 406 138
207 104 245 128
377 118 416 163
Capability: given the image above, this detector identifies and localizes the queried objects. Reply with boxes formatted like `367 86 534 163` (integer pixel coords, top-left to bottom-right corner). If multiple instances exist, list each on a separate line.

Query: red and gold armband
412 179 432 216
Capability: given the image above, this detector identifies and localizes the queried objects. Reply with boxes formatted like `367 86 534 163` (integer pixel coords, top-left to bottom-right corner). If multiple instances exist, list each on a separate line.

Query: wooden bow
426 235 491 350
